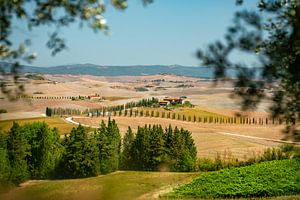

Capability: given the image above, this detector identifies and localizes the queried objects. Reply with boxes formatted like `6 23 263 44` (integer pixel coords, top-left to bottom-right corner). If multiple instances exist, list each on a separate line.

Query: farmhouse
159 97 185 106
164 97 185 104
88 93 102 100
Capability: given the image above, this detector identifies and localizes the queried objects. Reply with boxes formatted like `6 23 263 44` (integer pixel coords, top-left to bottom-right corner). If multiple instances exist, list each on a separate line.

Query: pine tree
179 129 197 171
107 118 121 171
167 127 197 172
96 119 121 174
0 133 10 185
120 126 135 169
7 122 30 184
131 125 151 170
23 123 63 179
61 125 99 178
148 125 166 170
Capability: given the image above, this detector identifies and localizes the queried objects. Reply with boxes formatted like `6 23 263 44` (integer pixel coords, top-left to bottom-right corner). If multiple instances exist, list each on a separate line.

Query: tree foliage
60 124 99 178
0 0 153 100
120 126 135 169
0 119 198 187
7 122 30 184
95 118 121 174
23 122 62 179
0 133 10 186
197 0 300 140
124 124 197 171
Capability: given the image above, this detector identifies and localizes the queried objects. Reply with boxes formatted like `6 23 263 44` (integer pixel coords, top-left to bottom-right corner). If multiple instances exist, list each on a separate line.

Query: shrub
135 87 148 92
0 109 7 114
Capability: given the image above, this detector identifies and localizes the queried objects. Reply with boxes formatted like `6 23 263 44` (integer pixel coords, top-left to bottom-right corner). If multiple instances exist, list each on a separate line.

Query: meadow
1 166 299 200
137 106 230 121
0 117 75 135
1 172 199 200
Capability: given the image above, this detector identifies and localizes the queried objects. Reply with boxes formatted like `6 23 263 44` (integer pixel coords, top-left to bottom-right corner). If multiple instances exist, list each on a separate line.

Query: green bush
167 159 300 198
135 87 148 92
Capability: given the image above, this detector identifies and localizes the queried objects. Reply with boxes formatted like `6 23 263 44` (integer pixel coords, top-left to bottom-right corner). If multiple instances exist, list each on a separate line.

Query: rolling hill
0 62 241 78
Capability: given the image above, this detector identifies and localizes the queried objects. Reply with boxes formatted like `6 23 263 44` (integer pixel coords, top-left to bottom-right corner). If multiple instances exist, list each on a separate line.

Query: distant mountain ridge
0 62 242 78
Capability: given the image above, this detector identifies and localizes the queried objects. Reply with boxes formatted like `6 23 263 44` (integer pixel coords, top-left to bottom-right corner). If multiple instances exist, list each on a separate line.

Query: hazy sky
11 1 257 67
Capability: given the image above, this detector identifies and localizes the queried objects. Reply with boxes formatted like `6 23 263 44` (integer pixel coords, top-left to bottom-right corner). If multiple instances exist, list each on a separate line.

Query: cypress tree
96 119 121 174
7 122 30 184
167 127 197 172
131 125 151 170
0 133 10 185
148 125 166 170
23 123 63 179
61 125 99 178
120 126 135 169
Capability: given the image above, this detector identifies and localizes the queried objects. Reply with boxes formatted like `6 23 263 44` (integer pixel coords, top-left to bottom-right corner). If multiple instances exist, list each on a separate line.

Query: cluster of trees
0 122 62 185
90 97 159 112
46 98 159 116
21 95 87 100
0 119 121 185
0 119 196 186
131 97 159 107
58 118 121 178
121 125 197 171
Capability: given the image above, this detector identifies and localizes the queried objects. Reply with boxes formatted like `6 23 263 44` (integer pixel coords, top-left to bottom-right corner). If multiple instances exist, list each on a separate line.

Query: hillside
166 159 300 199
0 62 241 78
0 172 199 200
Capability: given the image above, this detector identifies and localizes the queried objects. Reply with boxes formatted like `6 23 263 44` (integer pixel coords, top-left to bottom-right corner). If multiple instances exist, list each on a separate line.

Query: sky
11 0 258 67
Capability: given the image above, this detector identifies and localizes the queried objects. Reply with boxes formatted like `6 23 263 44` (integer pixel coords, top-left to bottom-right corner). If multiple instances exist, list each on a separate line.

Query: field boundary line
216 131 300 145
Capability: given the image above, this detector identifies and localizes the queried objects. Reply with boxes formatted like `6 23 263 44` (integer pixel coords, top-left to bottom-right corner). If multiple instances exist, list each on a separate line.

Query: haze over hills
0 62 249 78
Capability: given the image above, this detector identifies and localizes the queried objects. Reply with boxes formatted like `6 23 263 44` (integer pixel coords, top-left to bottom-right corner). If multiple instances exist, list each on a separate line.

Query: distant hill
0 62 243 78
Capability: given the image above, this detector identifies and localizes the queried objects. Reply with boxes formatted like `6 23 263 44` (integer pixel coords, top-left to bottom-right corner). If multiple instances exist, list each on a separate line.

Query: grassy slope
166 159 300 199
1 172 199 200
0 117 75 135
138 107 228 119
175 107 228 119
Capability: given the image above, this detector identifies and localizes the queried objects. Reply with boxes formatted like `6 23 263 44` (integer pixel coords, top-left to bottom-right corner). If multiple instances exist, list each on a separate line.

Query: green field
1 169 299 200
174 107 228 119
0 117 75 135
166 159 300 199
138 107 229 120
1 172 199 200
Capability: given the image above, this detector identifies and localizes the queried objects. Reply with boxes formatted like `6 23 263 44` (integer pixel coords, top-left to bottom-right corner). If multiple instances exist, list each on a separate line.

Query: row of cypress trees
0 119 197 187
45 98 159 116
